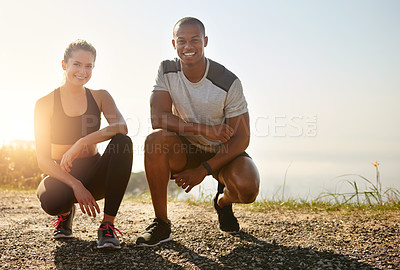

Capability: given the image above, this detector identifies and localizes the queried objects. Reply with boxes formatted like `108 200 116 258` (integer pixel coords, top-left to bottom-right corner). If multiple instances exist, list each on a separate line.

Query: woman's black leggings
37 134 133 217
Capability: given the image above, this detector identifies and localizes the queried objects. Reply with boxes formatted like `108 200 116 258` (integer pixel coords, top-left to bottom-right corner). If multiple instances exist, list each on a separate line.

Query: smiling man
136 17 260 247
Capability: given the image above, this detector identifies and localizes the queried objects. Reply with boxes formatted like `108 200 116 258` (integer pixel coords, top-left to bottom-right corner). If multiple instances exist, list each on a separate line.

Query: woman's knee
106 134 133 157
111 133 132 149
42 199 72 216
39 191 73 216
37 177 74 215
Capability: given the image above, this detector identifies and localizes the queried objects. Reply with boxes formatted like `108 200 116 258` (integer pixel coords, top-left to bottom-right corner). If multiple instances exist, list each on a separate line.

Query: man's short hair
173 17 206 38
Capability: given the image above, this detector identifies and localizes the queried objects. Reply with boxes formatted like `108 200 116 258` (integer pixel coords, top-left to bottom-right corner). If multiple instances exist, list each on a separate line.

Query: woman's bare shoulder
89 89 111 98
88 89 112 110
35 90 56 113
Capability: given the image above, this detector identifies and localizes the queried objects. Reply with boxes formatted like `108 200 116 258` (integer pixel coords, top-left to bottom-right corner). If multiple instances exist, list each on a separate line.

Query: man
136 17 260 247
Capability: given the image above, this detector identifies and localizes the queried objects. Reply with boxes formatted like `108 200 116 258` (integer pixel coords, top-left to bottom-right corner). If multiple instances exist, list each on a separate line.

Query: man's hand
72 181 100 217
173 166 209 193
203 124 234 143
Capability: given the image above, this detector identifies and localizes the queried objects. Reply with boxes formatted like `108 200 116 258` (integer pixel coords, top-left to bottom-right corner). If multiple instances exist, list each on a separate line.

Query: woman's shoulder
88 89 114 112
89 88 114 102
35 89 57 113
89 88 110 96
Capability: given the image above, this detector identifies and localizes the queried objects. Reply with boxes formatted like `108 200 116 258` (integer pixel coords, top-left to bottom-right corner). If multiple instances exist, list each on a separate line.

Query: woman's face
62 49 95 86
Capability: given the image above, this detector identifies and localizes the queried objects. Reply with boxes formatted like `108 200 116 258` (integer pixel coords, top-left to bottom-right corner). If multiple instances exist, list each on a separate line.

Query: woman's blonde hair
64 39 96 63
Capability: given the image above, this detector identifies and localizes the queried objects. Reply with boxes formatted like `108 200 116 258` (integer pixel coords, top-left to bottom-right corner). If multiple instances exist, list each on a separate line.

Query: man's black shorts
170 136 251 181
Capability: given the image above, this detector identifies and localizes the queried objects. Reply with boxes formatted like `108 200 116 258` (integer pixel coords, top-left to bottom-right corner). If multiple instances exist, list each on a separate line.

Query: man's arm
150 91 234 142
206 112 250 172
173 112 250 193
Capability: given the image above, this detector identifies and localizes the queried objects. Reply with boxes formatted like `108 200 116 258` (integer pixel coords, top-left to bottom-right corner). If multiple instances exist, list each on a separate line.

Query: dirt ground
0 190 399 269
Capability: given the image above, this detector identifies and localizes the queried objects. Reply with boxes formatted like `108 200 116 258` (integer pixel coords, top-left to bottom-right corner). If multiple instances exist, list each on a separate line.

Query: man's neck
181 58 207 83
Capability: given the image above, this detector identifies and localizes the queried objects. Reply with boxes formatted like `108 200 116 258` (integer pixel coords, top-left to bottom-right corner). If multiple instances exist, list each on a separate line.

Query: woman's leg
36 153 101 216
84 134 133 221
37 176 74 216
37 175 77 238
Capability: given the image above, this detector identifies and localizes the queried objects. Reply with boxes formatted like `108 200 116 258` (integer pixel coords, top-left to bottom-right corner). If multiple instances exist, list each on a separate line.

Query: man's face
172 23 208 66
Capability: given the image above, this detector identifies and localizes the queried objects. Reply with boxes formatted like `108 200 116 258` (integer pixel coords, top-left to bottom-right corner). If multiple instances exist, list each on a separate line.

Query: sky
1 0 399 199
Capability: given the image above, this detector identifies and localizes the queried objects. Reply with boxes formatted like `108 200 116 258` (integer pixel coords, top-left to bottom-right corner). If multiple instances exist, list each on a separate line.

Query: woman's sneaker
212 193 240 233
97 221 123 249
53 204 76 239
136 218 172 247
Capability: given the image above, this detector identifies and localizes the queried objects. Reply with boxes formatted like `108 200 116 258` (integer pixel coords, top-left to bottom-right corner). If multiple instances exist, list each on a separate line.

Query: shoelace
99 223 123 238
145 221 158 231
53 215 67 232
146 219 168 234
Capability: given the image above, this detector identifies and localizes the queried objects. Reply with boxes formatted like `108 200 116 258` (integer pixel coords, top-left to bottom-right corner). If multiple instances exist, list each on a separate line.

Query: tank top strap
53 88 63 116
85 88 101 114
50 87 101 145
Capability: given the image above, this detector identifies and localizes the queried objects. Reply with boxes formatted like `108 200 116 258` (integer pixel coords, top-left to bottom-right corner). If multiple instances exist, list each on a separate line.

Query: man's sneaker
53 204 75 239
136 218 172 247
212 193 240 233
97 221 123 249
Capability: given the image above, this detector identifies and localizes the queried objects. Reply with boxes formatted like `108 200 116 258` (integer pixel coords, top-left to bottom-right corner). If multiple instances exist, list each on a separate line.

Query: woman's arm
81 89 128 144
59 90 128 171
34 95 100 217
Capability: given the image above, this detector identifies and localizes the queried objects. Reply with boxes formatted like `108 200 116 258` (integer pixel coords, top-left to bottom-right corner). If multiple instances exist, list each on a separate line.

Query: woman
34 39 133 249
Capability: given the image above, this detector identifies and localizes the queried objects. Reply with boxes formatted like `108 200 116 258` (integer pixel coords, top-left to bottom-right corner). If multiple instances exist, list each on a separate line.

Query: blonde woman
35 39 133 249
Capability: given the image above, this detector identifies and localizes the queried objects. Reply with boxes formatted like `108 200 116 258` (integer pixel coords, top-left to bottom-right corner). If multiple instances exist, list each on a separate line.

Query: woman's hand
72 181 100 217
60 140 85 172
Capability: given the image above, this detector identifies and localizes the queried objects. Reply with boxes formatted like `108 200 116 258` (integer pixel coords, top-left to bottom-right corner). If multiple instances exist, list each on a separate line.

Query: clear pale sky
1 0 399 198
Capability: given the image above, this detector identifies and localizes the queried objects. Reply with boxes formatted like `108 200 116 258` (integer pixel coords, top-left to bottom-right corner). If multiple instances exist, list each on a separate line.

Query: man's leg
217 156 260 208
212 156 259 233
144 130 187 223
136 130 187 246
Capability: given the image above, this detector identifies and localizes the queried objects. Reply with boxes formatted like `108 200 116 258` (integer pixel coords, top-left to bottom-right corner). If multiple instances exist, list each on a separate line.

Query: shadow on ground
54 232 375 270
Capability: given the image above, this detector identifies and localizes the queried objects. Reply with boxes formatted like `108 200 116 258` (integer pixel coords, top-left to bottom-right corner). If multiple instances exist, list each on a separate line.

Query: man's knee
223 170 259 203
236 180 259 203
223 157 260 203
145 130 176 155
145 130 175 144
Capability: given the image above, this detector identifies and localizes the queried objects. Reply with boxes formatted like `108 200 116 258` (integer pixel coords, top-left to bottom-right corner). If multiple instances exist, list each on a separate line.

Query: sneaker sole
96 241 121 249
136 233 172 247
220 228 240 234
53 234 74 239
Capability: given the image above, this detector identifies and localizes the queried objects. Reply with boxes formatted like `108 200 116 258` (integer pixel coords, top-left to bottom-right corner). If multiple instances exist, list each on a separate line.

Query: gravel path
0 190 399 269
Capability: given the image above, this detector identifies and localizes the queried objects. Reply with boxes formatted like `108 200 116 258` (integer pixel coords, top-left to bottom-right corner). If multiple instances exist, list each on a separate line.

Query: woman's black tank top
50 88 101 145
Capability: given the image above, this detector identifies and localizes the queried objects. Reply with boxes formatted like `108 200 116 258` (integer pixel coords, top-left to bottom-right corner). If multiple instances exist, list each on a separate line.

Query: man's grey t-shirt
153 58 248 153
